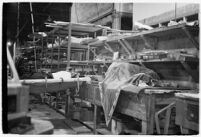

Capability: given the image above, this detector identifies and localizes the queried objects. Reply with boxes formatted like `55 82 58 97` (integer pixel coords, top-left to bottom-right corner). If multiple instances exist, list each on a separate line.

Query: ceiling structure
3 3 72 44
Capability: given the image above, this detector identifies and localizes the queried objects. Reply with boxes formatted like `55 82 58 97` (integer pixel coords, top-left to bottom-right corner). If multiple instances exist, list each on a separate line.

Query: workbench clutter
99 62 159 125
5 2 199 135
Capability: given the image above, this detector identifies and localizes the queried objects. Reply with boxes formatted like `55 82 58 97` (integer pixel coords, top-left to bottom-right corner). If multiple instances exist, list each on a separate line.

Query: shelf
89 23 199 49
46 21 106 37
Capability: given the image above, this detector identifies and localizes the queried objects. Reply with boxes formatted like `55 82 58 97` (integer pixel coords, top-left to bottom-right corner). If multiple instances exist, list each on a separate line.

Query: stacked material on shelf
99 62 159 125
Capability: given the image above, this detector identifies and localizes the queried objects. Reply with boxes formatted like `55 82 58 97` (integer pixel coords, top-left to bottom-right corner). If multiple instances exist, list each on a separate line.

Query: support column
51 38 54 72
67 23 72 68
57 34 61 70
112 3 121 30
65 89 71 118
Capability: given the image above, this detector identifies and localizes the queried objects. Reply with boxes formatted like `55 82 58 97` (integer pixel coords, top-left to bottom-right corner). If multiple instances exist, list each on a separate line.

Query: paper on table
52 71 71 80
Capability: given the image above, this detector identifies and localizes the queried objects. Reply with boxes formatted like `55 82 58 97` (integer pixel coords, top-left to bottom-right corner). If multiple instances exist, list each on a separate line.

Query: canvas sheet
99 62 159 125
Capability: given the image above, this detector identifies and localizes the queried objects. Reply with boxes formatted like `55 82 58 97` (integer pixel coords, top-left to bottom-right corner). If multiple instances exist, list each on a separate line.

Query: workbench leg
65 90 71 118
93 105 97 134
164 108 172 134
56 92 59 109
180 126 189 134
146 95 155 134
141 121 147 134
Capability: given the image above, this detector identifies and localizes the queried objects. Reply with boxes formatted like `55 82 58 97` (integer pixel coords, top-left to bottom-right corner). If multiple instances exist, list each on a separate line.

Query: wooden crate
116 89 176 134
175 93 199 133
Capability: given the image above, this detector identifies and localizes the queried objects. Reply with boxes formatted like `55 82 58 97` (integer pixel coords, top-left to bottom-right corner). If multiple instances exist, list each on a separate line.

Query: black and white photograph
3 0 200 135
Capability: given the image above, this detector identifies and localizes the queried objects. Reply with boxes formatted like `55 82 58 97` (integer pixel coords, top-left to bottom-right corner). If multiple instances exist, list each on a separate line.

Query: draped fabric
99 62 159 125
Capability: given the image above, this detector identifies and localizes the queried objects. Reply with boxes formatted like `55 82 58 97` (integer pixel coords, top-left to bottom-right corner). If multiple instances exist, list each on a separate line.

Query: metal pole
67 5 72 69
40 36 43 69
15 3 20 63
132 3 135 30
67 23 72 68
175 3 177 21
29 3 37 72
51 38 54 72
58 34 61 70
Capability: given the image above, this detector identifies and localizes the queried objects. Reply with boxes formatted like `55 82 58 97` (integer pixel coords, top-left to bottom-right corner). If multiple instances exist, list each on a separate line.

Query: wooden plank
116 93 146 121
118 40 132 55
93 105 97 134
146 94 155 134
82 121 112 135
164 106 172 134
141 121 147 134
104 42 114 53
64 119 92 134
7 47 20 83
96 128 112 135
21 77 89 84
25 118 54 134
121 39 135 54
175 93 199 99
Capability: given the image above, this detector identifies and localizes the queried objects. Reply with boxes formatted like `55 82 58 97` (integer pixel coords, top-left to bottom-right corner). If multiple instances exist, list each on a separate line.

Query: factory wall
71 3 199 29
71 3 133 28
71 3 113 23
137 3 199 26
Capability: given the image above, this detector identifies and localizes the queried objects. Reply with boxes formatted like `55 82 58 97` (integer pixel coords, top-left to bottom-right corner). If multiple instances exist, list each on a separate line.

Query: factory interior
5 2 199 135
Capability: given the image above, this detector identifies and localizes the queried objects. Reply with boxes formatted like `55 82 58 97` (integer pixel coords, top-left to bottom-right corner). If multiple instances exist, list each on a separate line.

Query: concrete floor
27 95 93 134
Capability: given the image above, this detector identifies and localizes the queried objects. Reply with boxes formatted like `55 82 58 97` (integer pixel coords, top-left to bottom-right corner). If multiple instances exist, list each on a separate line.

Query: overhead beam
118 40 132 56
104 42 114 53
121 39 135 55
54 31 89 36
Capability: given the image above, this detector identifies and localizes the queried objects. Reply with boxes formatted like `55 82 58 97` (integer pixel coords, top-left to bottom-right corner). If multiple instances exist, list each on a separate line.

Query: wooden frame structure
77 22 199 135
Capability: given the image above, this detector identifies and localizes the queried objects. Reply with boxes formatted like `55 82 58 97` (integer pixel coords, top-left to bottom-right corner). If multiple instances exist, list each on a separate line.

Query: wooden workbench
79 81 193 134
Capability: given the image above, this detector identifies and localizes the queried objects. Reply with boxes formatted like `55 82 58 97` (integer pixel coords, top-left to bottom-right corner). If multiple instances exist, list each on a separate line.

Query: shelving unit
77 22 199 134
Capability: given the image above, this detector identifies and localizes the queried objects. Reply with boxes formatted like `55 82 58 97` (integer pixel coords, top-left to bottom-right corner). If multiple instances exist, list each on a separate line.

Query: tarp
99 62 159 125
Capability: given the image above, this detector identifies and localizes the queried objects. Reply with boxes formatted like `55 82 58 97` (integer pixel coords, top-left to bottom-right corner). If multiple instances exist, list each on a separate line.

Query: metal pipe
58 35 61 70
15 3 20 63
51 38 54 72
29 3 37 72
20 77 91 84
67 5 72 69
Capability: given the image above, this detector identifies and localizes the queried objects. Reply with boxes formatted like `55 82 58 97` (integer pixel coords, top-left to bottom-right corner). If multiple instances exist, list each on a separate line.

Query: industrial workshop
4 2 199 135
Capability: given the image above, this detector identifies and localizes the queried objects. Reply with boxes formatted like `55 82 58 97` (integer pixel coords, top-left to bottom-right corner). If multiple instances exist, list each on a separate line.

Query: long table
20 77 90 94
79 81 194 134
